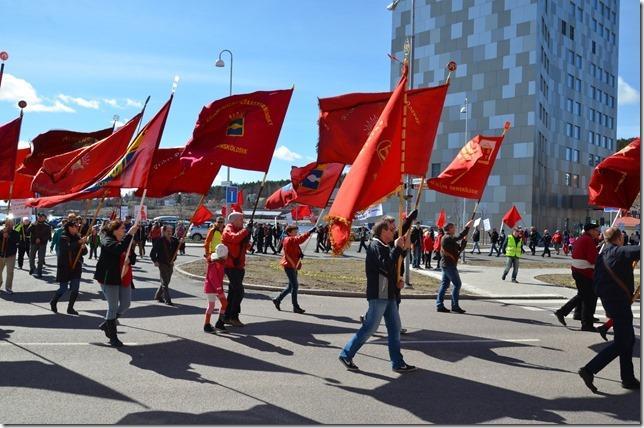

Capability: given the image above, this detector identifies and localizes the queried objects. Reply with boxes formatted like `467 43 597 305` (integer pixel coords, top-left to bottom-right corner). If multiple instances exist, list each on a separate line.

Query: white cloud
125 98 143 108
0 73 74 113
274 145 303 162
103 98 120 108
618 76 640 105
58 94 100 109
18 140 31 149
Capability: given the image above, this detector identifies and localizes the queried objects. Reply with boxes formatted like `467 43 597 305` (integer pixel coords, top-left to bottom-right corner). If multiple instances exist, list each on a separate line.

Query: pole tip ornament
447 61 457 72
0 51 8 61
18 100 27 109
403 38 411 61
504 121 511 130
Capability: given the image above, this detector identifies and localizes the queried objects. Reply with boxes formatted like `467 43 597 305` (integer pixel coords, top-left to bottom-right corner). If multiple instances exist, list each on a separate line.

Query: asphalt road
0 245 640 424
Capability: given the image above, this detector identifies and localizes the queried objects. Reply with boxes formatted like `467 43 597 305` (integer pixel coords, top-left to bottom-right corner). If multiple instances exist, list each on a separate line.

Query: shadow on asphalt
467 312 563 329
332 367 640 423
0 289 104 304
116 403 318 424
589 340 641 359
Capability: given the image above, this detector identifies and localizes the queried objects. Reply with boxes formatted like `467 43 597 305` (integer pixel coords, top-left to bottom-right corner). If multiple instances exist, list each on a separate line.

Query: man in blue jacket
578 227 640 392
339 219 415 373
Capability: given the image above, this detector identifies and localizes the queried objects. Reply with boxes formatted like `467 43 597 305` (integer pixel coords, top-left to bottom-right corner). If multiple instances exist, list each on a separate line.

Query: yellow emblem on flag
226 114 244 137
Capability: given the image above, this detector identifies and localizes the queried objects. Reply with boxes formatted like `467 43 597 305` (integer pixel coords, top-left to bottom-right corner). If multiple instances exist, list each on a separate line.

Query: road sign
603 207 620 212
225 186 238 203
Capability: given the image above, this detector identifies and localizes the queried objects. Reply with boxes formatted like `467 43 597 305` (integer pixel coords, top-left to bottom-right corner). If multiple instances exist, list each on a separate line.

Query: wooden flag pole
121 189 147 278
6 182 13 215
8 102 26 215
300 206 327 254
248 171 269 225
396 44 411 286
599 208 623 254
170 192 207 263
71 195 106 269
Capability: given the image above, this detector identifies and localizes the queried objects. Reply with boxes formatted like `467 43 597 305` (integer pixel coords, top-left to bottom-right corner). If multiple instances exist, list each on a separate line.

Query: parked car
152 215 180 224
187 222 212 241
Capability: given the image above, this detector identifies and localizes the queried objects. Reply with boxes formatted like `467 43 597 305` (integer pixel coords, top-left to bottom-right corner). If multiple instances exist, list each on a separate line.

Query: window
564 173 571 186
574 126 581 140
577 6 583 22
572 174 580 188
566 123 573 137
604 71 609 84
576 54 582 69
566 98 573 112
567 73 574 88
593 18 597 31
570 25 575 40
592 41 596 54
591 63 596 75
565 147 573 161
588 108 594 122
431 163 441 177
595 133 600 146
588 153 595 166
573 149 580 163
575 102 581 116
561 20 567 35
595 155 601 166
602 135 608 148
575 78 581 92
567 49 574 64
588 130 594 144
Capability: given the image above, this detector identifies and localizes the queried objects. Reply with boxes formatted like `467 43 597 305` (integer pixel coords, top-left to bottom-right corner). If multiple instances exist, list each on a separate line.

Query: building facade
385 0 619 232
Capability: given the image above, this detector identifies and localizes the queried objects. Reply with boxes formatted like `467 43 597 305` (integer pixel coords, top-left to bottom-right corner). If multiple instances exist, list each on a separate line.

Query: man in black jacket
578 227 640 392
471 227 481 254
528 227 540 255
339 219 415 373
410 222 422 268
29 213 51 278
541 229 552 257
436 220 474 313
15 217 31 269
488 228 500 256
150 225 180 305
0 219 20 294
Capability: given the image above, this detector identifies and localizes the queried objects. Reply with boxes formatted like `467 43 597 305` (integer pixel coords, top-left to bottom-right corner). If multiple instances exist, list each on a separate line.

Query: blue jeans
436 265 462 308
412 245 422 267
55 278 80 298
339 299 404 369
101 284 131 320
276 267 300 308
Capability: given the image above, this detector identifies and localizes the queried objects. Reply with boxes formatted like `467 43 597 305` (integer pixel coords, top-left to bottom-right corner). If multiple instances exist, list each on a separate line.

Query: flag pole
170 192 207 263
121 189 147 278
8 101 27 215
248 171 269 225
599 208 623 254
71 195 106 269
396 43 411 286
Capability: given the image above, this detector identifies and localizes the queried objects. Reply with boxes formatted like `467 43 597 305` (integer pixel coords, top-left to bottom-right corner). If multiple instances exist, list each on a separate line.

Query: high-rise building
386 0 619 232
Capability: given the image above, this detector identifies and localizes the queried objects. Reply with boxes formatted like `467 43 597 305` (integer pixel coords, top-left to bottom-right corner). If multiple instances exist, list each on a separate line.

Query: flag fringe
325 215 352 256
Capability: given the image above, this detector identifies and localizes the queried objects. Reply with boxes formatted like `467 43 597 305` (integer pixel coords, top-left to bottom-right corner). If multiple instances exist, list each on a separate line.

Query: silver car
187 222 212 241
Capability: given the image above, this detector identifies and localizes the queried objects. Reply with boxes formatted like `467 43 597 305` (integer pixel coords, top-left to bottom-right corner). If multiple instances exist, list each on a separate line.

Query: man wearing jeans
410 222 422 268
502 228 523 283
339 219 415 373
436 220 473 313
29 213 51 278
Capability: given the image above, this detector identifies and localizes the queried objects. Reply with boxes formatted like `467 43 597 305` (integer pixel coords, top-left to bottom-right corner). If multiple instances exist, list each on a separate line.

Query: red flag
0 116 22 182
191 204 213 225
18 127 113 176
291 205 312 220
134 148 221 197
237 189 244 208
0 149 35 199
327 64 407 254
221 205 227 218
109 209 117 221
27 98 172 208
588 137 640 209
317 83 448 176
502 205 522 228
427 132 506 199
180 88 293 172
436 209 446 229
264 162 343 210
31 113 142 196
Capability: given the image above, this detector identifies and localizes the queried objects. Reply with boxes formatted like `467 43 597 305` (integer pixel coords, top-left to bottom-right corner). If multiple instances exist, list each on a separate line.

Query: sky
0 0 640 186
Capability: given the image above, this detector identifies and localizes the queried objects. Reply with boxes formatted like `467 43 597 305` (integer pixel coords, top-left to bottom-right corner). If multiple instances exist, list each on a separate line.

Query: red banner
427 133 506 200
265 162 343 210
0 149 34 199
291 205 312 221
588 137 640 210
191 204 213 225
0 116 22 182
18 127 113 176
436 209 446 229
180 88 293 172
317 83 448 176
502 205 522 228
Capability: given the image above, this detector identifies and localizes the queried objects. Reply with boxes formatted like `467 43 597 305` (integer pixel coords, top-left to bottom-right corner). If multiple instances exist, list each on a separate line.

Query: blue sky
0 0 639 186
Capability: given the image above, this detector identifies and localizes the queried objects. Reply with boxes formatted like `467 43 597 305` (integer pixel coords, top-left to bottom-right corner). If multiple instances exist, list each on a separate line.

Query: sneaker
400 328 408 335
272 299 281 311
511 279 519 283
204 324 215 333
578 367 598 393
436 306 450 313
597 325 608 341
360 315 365 324
622 379 640 390
229 318 245 327
215 320 227 331
501 273 507 281
393 363 417 373
293 307 305 314
554 311 567 326
451 307 466 314
5 289 13 295
338 356 359 371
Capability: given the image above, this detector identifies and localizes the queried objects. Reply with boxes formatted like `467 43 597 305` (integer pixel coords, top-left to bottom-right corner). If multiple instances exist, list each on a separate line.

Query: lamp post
388 0 415 287
216 49 234 213
0 51 8 90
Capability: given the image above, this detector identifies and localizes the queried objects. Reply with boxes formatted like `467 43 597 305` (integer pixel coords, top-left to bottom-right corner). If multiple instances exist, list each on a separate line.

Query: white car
187 222 212 241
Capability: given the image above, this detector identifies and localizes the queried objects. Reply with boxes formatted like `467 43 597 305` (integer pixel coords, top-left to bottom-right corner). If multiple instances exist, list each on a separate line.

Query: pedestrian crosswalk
492 299 641 320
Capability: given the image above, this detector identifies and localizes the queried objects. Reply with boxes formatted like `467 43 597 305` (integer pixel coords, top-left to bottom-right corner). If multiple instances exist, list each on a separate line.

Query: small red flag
0 148 35 199
317 84 448 176
291 205 312 221
0 116 22 182
502 205 522 228
436 209 446 229
265 184 298 210
191 204 213 225
427 133 506 199
221 205 227 218
588 137 640 210
180 88 293 172
18 127 113 176
264 162 343 210
327 64 407 254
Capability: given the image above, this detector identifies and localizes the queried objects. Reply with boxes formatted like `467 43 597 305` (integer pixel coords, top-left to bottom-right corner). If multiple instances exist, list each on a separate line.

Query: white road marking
520 306 545 311
0 342 139 346
371 338 540 344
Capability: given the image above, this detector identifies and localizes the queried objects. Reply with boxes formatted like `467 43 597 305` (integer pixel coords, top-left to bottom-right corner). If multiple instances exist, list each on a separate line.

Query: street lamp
216 49 234 212
460 98 469 261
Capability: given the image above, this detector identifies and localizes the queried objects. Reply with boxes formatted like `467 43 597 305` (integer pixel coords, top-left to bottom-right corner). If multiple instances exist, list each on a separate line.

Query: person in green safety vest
502 227 523 283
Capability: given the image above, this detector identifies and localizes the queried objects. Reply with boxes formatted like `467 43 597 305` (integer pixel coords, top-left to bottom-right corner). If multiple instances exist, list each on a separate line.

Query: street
0 244 640 424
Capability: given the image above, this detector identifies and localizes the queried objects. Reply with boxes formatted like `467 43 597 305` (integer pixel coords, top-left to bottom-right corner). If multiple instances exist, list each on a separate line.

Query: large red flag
180 88 293 172
191 204 213 225
502 205 522 228
0 116 22 182
291 205 312 221
31 113 142 196
436 209 446 229
588 137 640 210
327 64 407 254
18 127 113 176
27 98 172 208
0 149 35 199
317 83 448 176
427 131 507 200
264 162 343 210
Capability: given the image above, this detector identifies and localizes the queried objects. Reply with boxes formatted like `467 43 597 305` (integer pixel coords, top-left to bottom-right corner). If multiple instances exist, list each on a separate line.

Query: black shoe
29 268 33 275
451 307 466 314
67 307 79 315
98 321 109 338
578 367 598 393
272 299 281 311
511 279 519 283
215 319 227 331
109 337 124 347
554 311 567 326
597 325 609 341
204 324 215 333
436 306 450 313
400 328 408 335
581 325 597 332
66 292 79 315
339 356 359 371
502 273 507 281
293 307 305 314
360 315 365 324
393 363 417 373
622 379 640 390
50 297 59 313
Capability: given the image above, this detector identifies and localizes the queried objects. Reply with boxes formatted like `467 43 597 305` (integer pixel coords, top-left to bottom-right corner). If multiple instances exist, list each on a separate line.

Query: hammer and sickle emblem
377 140 392 162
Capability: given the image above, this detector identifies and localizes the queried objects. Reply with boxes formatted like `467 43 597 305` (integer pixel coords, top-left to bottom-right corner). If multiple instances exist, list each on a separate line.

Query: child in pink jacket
203 244 228 332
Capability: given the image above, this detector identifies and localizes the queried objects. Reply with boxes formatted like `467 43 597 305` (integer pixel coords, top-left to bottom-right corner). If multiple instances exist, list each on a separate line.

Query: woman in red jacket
272 224 313 314
423 229 434 269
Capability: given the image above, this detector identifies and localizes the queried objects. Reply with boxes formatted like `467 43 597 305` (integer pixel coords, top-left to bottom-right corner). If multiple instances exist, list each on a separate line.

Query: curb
175 262 570 301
